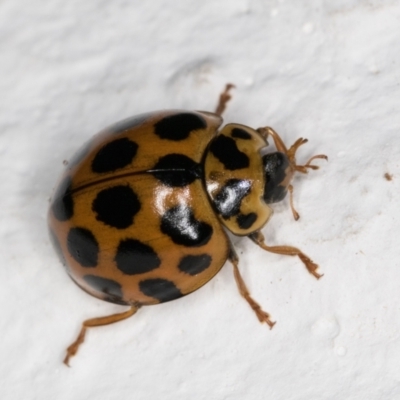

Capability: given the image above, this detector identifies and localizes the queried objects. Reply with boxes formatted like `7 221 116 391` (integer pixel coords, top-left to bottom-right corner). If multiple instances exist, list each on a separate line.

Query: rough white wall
1 0 399 399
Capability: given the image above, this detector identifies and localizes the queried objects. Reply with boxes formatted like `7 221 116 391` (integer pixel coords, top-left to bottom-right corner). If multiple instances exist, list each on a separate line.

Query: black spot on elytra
92 185 141 229
52 176 74 221
161 205 213 247
67 227 99 267
49 229 66 267
115 239 161 275
92 138 138 173
213 179 252 219
108 112 153 134
83 275 127 305
237 212 258 230
150 154 202 187
263 152 290 203
231 128 252 140
139 278 182 303
178 254 212 275
154 113 207 141
209 135 249 170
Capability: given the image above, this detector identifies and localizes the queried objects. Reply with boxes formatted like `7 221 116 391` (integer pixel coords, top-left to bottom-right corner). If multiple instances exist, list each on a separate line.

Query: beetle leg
256 126 288 153
215 83 235 116
301 154 328 170
229 246 276 329
248 230 323 279
288 184 300 220
64 305 140 366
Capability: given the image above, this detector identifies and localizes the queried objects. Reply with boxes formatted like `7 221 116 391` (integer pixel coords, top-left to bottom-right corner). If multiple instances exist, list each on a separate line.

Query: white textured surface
1 1 400 398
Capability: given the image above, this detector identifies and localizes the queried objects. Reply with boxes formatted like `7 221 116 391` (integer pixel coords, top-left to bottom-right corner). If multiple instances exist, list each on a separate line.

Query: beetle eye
262 152 290 203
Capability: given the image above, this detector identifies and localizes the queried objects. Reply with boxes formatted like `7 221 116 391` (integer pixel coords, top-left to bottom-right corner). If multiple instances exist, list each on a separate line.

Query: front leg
248 231 323 279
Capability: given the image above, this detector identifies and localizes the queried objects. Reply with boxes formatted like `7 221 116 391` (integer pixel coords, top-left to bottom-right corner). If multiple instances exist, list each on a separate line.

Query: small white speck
368 64 380 74
244 77 254 86
271 8 279 17
335 346 347 356
303 23 314 34
311 316 340 339
337 151 346 158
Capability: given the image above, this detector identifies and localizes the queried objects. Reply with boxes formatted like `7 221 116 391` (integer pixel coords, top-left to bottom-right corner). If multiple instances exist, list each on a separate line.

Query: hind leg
64 305 140 366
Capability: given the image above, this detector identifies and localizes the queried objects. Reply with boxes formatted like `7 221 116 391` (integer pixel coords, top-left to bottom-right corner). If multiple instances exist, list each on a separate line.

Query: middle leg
229 247 275 329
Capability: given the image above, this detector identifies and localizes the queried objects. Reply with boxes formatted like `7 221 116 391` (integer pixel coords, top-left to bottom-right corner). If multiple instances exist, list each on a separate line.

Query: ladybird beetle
48 85 327 365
